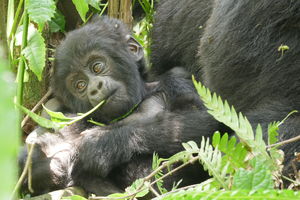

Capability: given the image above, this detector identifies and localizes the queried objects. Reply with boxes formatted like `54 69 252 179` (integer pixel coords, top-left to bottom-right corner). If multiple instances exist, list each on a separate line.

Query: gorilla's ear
126 35 144 62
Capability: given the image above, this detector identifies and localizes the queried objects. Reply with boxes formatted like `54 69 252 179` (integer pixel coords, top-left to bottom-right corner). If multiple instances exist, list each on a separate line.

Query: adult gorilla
151 0 300 176
151 0 212 76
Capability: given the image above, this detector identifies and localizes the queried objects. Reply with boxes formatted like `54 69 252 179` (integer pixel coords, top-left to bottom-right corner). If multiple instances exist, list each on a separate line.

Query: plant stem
11 143 35 199
8 0 24 41
16 8 28 134
267 135 300 148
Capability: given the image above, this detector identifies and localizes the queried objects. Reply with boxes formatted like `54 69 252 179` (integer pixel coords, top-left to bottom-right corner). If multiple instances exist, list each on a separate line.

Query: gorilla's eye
75 80 87 91
92 61 105 74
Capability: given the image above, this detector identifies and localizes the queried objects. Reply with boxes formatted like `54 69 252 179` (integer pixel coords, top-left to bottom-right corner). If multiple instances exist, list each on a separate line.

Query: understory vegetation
1 0 300 200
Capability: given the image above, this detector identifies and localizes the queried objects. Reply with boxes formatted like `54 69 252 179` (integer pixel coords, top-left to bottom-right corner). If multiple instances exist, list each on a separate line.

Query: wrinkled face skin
52 17 146 123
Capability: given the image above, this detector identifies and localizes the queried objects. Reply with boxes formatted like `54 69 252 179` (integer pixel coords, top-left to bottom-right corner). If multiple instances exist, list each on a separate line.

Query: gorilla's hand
73 126 137 177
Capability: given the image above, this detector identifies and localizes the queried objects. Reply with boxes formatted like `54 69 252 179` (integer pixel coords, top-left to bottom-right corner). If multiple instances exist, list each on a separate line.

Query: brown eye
75 80 87 91
92 61 105 74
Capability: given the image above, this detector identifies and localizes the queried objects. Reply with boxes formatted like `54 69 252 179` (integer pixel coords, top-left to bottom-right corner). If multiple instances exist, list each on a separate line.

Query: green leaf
42 105 74 122
125 179 149 198
62 195 87 200
86 0 100 10
108 179 150 199
26 0 56 29
44 100 106 127
72 0 89 22
268 111 297 145
16 104 61 129
168 151 191 163
197 137 229 189
212 131 221 148
22 29 45 81
107 193 128 198
49 10 66 33
212 132 247 173
152 153 168 194
6 0 14 37
87 119 106 126
232 157 274 190
255 124 266 151
268 121 280 145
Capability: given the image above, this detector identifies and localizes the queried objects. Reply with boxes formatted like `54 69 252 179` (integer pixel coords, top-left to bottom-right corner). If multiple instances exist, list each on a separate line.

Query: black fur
150 0 213 77
151 0 300 177
20 17 212 196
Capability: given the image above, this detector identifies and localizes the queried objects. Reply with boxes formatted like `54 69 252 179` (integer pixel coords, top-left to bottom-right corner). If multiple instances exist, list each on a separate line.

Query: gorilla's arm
73 109 219 178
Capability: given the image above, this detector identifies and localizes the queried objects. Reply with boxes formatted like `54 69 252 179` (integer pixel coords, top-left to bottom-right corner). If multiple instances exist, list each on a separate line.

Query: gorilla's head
52 17 147 123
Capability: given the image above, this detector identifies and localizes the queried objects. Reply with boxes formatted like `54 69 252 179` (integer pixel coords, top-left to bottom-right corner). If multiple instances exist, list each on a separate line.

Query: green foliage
71 0 89 22
125 179 150 198
26 0 56 30
49 10 66 33
17 100 105 130
22 28 46 81
160 189 300 200
233 157 274 190
6 0 297 199
0 50 18 200
86 0 101 10
16 104 61 129
212 132 247 173
192 77 274 166
6 0 14 37
268 121 280 146
152 153 168 194
133 0 154 61
183 140 229 189
137 79 290 199
193 76 253 146
107 179 150 199
62 195 87 200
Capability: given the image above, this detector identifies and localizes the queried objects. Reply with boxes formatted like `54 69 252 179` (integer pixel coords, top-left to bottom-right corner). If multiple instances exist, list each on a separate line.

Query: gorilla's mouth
104 89 118 103
89 89 118 107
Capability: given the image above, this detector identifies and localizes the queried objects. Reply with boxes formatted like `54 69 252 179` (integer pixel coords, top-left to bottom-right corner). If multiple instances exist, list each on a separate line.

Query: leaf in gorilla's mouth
104 89 118 102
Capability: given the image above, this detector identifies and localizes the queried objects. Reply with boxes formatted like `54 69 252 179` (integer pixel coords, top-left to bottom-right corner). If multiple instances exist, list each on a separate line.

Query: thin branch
21 89 52 128
149 186 160 197
149 156 199 188
89 156 199 200
267 135 300 148
11 143 35 199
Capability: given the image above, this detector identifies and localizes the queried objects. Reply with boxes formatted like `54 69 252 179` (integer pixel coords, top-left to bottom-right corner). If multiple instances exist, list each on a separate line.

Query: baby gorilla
20 16 211 196
20 69 205 196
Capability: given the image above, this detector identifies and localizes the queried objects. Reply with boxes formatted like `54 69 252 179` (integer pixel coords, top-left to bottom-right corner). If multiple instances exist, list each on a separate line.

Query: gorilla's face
52 18 146 123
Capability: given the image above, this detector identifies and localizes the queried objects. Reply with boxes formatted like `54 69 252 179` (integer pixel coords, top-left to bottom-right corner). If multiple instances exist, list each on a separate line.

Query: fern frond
152 153 168 194
212 132 247 173
193 77 254 146
183 138 229 190
233 157 274 190
268 121 280 146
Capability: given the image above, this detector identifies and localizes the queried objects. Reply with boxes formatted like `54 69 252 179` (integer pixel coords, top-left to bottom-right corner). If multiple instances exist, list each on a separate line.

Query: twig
149 156 199 188
21 89 52 128
149 186 160 197
267 135 300 148
90 156 199 200
11 143 36 199
28 146 34 193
